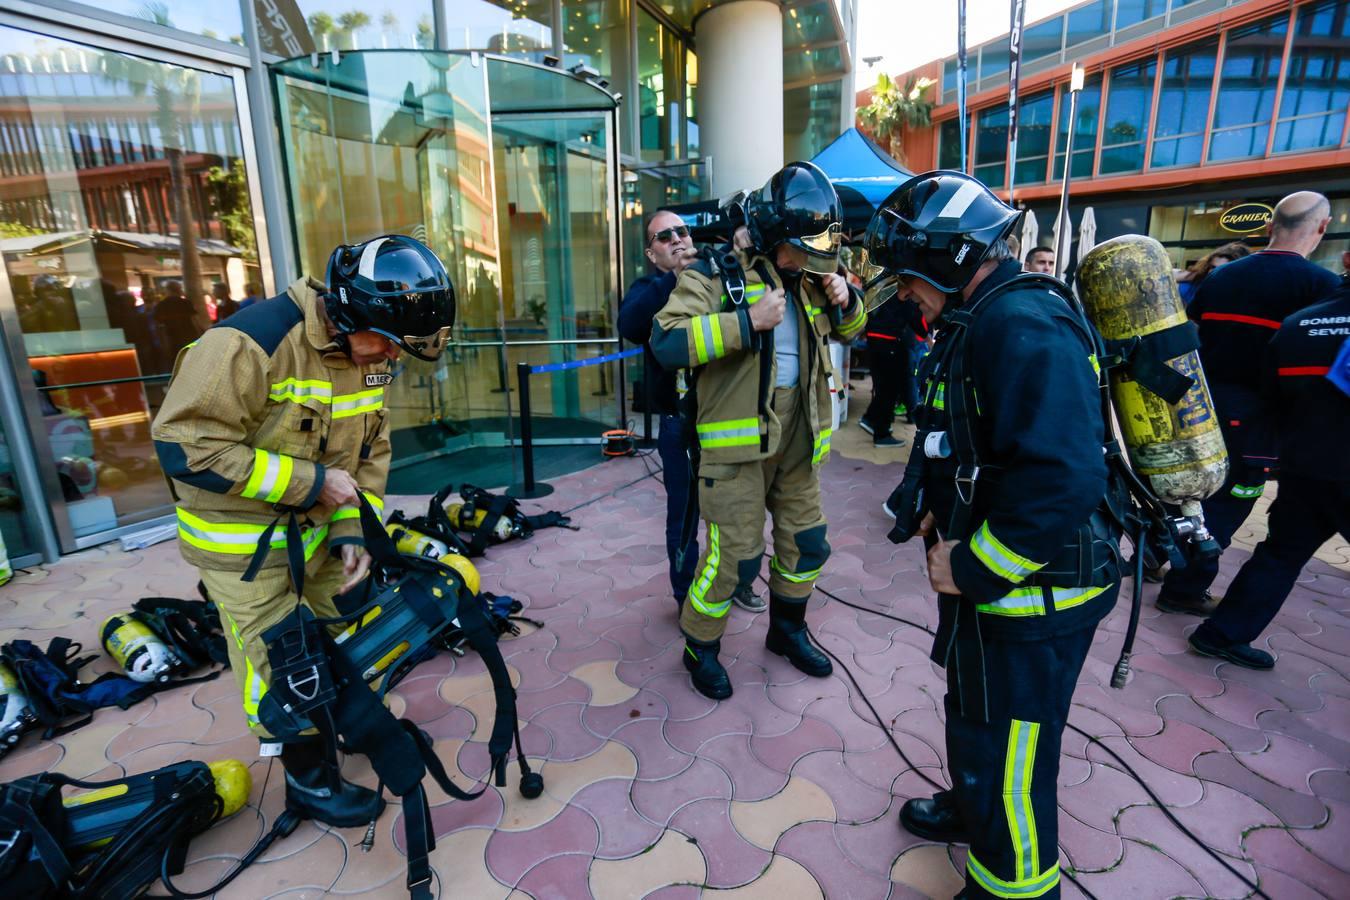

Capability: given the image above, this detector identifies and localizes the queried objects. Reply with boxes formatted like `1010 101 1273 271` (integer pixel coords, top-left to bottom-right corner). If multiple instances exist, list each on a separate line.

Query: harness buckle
954 464 981 507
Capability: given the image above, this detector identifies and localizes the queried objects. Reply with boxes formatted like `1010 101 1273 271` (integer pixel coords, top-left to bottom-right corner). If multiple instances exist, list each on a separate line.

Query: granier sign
1219 203 1273 234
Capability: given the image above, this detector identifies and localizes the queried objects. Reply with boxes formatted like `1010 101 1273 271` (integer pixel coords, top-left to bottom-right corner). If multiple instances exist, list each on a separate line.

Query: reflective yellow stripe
930 381 946 410
722 284 767 305
242 657 267 726
977 583 1112 617
967 851 1059 898
218 606 245 650
837 309 865 339
1230 483 1264 499
176 508 327 558
332 388 384 419
268 378 333 404
331 492 383 523
691 315 725 364
771 555 820 584
970 522 1045 583
697 417 760 449
689 523 729 618
1004 719 1042 882
812 428 832 464
241 449 294 504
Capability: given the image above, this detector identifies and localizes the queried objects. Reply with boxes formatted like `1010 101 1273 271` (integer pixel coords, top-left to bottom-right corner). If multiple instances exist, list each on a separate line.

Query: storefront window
1066 0 1111 47
1100 58 1156 174
974 106 1009 189
445 1 554 59
637 9 684 162
1273 0 1350 155
95 1 243 44
1053 75 1102 180
686 49 699 157
260 0 433 57
0 25 262 539
1151 40 1217 169
1208 15 1286 162
1013 91 1055 185
562 0 627 87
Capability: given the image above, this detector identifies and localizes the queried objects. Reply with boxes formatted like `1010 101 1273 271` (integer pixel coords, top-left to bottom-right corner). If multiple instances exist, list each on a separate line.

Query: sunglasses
648 225 690 246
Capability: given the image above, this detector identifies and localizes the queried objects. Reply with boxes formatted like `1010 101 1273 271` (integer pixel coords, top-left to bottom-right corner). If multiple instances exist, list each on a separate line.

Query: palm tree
308 12 334 52
379 11 398 49
858 73 936 165
336 11 371 50
101 3 208 329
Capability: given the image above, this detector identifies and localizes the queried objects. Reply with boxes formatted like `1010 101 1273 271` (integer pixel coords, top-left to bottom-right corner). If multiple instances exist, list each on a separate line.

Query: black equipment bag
133 593 231 671
398 483 572 559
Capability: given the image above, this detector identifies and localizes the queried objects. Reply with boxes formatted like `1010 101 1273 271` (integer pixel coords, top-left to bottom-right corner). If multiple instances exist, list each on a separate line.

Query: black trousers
946 618 1103 899
1196 475 1350 647
1159 460 1265 603
658 414 698 601
864 343 904 437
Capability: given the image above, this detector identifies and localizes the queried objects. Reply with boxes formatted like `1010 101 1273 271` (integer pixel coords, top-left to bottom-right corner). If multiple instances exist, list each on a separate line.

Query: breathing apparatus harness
250 494 542 899
888 273 1186 720
387 483 573 560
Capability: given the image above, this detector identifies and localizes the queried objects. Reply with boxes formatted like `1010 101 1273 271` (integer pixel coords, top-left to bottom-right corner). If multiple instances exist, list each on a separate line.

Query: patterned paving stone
485 802 599 887
589 828 706 899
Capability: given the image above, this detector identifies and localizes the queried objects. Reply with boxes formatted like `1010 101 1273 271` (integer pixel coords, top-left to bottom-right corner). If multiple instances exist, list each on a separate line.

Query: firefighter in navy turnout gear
864 172 1121 900
1188 251 1350 670
651 162 867 699
152 235 455 829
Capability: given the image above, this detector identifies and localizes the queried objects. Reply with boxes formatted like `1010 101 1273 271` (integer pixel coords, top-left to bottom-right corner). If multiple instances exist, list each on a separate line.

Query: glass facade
1067 0 1112 48
1274 0 1350 154
446 1 554 58
0 24 261 548
974 105 1010 189
292 0 434 53
1100 58 1156 174
1208 15 1286 162
1013 91 1056 185
103 1 243 43
938 118 963 170
1115 0 1168 30
1053 76 1102 179
1151 40 1217 169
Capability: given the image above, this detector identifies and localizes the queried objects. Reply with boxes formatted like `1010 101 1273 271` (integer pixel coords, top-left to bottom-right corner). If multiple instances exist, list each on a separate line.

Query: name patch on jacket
365 373 393 386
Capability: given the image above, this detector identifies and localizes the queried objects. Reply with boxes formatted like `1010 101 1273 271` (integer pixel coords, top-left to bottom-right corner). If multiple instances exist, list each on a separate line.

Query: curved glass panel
485 57 619 113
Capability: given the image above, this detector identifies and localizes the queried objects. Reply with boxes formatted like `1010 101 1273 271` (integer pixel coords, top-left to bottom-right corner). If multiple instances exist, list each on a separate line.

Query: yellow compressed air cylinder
1077 235 1229 514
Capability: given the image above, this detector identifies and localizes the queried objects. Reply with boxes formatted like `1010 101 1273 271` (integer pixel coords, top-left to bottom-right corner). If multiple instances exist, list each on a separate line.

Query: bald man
1157 191 1339 620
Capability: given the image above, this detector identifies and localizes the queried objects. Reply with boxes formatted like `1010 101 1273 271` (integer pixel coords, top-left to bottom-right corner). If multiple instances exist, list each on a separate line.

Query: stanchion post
509 361 554 499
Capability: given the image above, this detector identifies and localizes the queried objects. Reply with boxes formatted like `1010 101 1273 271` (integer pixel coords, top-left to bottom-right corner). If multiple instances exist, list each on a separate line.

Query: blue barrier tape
528 346 642 375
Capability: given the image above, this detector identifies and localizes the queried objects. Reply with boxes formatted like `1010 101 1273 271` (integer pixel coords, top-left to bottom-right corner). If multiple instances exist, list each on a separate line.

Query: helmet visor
796 222 842 274
396 325 453 362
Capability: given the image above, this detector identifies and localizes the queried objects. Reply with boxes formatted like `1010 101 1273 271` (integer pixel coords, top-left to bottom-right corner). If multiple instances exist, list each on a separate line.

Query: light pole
1054 64 1085 281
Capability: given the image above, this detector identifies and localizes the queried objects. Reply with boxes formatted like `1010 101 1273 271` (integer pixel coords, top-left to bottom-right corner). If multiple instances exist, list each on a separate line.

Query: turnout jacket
649 248 866 466
152 279 391 572
919 261 1115 639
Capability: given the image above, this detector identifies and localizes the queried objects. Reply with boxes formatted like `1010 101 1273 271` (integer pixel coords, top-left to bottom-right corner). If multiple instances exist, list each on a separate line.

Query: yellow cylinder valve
446 502 513 542
1076 234 1229 515
387 523 450 560
101 614 178 683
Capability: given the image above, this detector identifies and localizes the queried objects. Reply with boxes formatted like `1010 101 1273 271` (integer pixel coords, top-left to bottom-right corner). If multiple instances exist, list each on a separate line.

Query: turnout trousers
679 386 830 643
199 545 354 738
1196 476 1350 647
946 620 1102 899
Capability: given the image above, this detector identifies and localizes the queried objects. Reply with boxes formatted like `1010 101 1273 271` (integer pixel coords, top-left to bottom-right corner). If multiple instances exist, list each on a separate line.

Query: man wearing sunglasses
651 161 867 699
153 234 455 828
622 211 766 615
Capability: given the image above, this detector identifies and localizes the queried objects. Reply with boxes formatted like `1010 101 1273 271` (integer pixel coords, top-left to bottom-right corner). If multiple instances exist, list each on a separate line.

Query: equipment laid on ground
101 614 182 684
0 661 35 754
1077 234 1229 563
0 759 252 898
601 429 637 458
387 482 573 559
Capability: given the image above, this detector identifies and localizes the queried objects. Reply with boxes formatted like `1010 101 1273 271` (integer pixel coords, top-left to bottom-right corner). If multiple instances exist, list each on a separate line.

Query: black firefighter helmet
744 161 843 275
861 170 1019 300
324 234 456 361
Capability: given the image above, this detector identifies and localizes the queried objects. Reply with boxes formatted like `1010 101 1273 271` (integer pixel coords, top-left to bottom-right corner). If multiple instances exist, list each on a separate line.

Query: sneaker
1157 590 1221 616
731 584 767 613
858 418 876 436
1188 631 1274 670
873 434 905 448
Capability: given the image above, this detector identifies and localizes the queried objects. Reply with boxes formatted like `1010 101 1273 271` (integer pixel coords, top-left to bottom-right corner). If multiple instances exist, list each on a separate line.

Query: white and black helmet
324 235 456 361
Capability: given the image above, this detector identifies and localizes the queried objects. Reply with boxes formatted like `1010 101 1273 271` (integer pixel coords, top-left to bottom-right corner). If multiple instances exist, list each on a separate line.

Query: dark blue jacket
920 262 1112 638
618 271 680 416
1262 279 1350 483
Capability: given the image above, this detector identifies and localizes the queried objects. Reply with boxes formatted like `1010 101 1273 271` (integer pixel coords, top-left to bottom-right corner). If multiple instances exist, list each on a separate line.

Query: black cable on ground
557 469 659 516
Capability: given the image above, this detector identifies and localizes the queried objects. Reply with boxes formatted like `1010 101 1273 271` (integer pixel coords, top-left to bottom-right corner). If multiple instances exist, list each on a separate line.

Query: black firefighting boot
682 637 732 700
765 594 832 677
899 790 970 844
281 739 385 828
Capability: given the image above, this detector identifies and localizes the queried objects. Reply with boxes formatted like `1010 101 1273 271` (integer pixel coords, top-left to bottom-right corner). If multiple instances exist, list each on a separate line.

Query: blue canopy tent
810 128 914 234
668 128 912 243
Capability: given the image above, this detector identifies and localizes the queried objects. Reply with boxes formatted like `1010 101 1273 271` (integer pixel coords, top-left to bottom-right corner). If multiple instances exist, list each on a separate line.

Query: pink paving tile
1193 750 1329 828
1255 707 1350 763
1115 803 1261 899
581 686 670 738
1084 734 1204 808
663 699 755 756
833 811 921 880
427 781 506 835
1057 762 1151 834
641 671 720 722
791 750 892 824
484 803 599 887
695 731 791 802
1154 694 1269 754
569 778 664 859
514 851 595 896
1128 719 1228 777
643 885 702 900
749 714 844 775
1308 768 1350 803
670 796 770 888
774 820 895 900
514 675 592 720
1066 838 1206 899
613 717 696 781
528 702 608 761
1287 796 1350 873
1056 809 1125 873
630 757 733 826
1243 824 1350 896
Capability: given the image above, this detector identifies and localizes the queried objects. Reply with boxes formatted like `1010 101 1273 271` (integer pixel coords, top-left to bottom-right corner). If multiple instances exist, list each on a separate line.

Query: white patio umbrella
1019 210 1039 262
1052 207 1071 275
1078 206 1098 256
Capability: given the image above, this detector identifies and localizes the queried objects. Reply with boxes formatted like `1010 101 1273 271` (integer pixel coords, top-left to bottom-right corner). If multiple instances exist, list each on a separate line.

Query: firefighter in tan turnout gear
152 235 455 828
651 162 867 699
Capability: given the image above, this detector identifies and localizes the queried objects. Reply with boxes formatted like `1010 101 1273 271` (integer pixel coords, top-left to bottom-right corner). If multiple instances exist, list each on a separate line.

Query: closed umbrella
1078 206 1098 256
1052 207 1071 276
1019 210 1039 262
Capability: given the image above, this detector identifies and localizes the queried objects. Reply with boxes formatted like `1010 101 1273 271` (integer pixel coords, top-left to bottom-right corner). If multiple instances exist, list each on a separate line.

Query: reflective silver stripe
332 388 383 418
177 517 272 548
698 425 759 441
357 237 389 279
938 179 983 219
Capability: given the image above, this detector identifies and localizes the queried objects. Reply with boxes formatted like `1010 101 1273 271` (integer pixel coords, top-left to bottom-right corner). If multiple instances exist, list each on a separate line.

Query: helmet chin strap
319 292 358 359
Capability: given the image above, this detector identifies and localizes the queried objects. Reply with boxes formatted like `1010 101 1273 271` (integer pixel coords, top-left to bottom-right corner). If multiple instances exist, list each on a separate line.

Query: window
686 49 699 157
1115 0 1166 30
1024 17 1064 63
102 1 242 44
1101 59 1156 174
1151 40 1218 169
974 106 1009 189
638 10 667 161
939 118 963 169
445 1 553 58
1273 0 1350 154
562 0 623 83
943 58 958 100
1013 91 1055 185
290 1 434 53
1066 0 1111 47
1209 15 1287 162
1054 75 1101 179
980 39 1010 84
